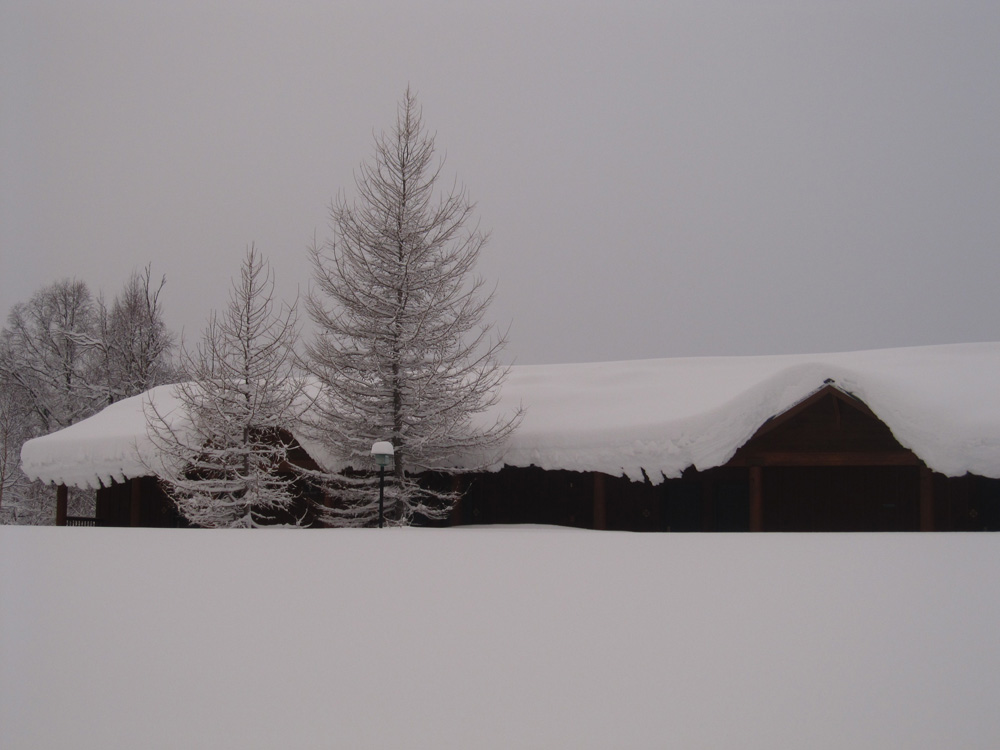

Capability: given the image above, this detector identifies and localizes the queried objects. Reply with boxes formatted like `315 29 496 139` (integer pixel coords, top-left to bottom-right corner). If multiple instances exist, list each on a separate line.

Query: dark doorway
763 466 920 531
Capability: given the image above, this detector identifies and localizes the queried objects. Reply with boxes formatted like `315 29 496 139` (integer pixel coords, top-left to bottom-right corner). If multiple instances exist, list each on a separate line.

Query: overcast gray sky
3 1 999 364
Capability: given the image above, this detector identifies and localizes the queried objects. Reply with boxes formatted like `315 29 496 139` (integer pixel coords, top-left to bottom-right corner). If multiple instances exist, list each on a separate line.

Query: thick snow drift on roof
19 384 185 490
474 342 1000 481
20 343 1000 489
18 383 320 490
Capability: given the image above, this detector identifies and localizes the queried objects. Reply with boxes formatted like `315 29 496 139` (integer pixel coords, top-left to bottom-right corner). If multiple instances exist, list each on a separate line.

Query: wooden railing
65 516 101 527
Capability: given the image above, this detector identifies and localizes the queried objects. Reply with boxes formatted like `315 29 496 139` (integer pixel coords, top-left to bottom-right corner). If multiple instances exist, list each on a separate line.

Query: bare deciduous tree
307 88 521 526
0 280 105 522
1 280 103 433
97 265 176 403
146 247 303 528
0 383 33 522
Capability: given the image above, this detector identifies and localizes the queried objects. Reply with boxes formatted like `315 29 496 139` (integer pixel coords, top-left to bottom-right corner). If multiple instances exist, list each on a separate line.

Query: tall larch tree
307 88 521 526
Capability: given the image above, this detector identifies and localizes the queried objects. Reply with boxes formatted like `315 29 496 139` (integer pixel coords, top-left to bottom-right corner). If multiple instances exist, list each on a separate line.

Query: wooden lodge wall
95 476 188 528
451 464 1000 533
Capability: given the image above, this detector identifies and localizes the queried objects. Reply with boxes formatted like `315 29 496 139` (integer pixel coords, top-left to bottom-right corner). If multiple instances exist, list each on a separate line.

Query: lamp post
371 441 394 528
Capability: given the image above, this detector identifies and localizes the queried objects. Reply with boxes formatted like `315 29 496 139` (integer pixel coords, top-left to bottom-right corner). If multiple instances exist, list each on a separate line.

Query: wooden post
919 466 934 532
592 472 607 530
55 484 68 526
702 473 714 532
130 477 142 528
749 466 764 532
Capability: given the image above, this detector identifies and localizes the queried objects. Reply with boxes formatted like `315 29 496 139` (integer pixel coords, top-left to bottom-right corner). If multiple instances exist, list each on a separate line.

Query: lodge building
22 343 1000 532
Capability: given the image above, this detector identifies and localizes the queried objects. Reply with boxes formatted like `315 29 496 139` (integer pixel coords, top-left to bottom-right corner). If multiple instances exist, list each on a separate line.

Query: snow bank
20 342 1000 488
2 527 999 750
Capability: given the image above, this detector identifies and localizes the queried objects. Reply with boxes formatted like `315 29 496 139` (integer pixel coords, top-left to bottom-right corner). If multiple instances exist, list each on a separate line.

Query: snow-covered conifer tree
306 89 521 526
146 247 303 528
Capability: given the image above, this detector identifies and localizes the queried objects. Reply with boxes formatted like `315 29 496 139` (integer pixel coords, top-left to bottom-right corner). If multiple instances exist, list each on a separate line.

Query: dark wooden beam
701 473 715 532
592 472 606 530
919 466 934 531
55 484 68 526
449 475 464 526
728 451 920 467
277 457 321 473
749 466 763 532
130 477 142 527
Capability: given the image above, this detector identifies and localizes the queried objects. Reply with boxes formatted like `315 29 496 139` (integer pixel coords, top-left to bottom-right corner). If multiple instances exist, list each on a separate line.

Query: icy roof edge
20 343 1000 489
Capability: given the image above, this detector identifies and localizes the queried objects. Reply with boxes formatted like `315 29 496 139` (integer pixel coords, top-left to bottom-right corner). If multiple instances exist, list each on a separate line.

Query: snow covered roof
20 384 185 490
20 342 1000 489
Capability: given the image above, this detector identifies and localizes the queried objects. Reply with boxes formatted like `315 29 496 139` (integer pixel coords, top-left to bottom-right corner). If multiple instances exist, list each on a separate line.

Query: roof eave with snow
21 343 1000 490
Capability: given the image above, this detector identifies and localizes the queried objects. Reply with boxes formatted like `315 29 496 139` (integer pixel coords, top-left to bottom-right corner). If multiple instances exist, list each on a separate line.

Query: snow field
2 526 999 749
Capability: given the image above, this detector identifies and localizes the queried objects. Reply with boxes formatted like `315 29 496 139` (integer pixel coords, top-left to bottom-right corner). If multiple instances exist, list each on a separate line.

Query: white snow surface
2 526 999 750
20 342 1000 488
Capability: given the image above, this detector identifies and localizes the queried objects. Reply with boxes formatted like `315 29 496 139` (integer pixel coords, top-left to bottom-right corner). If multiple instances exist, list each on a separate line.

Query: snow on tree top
20 342 1000 489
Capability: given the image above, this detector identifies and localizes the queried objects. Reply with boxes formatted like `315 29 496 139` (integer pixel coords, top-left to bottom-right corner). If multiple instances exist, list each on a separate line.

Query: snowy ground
2 527 999 749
